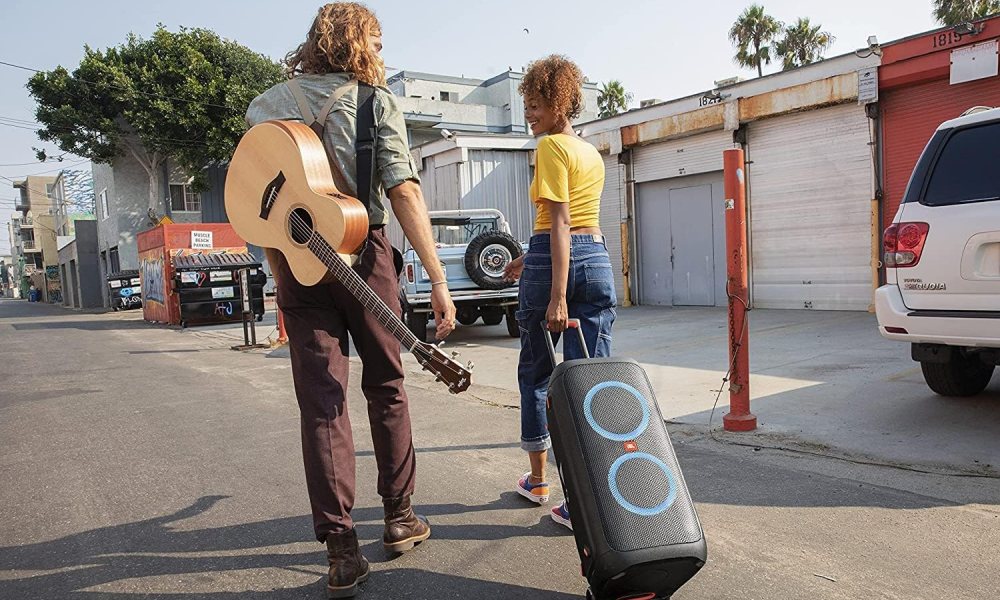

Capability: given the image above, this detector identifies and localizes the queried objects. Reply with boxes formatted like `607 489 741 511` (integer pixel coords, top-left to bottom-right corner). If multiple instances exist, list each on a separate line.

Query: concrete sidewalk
189 303 1000 475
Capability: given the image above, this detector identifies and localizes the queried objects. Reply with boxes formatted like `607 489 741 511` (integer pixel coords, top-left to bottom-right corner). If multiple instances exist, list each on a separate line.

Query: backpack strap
355 82 377 214
286 79 316 128
287 78 377 214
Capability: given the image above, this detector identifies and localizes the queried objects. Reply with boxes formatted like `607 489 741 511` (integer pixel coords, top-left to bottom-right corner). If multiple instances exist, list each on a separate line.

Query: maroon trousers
275 228 415 542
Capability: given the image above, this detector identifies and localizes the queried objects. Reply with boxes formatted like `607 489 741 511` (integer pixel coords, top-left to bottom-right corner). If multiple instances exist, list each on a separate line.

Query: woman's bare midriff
533 226 603 235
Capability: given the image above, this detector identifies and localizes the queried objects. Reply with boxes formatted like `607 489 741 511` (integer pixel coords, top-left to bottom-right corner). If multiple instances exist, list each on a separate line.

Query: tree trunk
124 141 164 217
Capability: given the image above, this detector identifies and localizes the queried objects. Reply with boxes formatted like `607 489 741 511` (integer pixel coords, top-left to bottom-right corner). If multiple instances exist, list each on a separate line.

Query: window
923 122 1000 206
169 184 202 212
440 91 457 102
99 189 109 220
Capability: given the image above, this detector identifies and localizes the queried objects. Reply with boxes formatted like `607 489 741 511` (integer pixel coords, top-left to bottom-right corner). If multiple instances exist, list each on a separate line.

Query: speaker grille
562 361 702 553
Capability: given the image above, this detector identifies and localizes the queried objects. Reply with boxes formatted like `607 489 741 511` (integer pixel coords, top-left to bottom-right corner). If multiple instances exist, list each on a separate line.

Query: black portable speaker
545 322 706 600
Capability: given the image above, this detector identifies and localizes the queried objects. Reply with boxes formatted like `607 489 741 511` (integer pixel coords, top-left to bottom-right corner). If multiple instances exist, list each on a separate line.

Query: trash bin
28 289 40 302
107 270 143 311
137 223 250 325
173 253 266 328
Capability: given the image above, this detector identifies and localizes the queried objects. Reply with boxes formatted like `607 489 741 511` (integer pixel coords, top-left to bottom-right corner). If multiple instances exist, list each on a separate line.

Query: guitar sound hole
289 208 314 245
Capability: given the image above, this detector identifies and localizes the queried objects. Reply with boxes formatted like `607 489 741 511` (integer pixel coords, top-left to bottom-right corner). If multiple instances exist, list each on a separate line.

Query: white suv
876 106 1000 397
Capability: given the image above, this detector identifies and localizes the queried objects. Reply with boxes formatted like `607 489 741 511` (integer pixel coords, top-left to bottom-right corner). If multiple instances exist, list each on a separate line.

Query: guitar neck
306 234 421 351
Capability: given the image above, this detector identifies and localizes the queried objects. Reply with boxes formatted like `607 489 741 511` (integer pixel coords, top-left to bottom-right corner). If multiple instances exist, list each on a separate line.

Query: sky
0 0 941 254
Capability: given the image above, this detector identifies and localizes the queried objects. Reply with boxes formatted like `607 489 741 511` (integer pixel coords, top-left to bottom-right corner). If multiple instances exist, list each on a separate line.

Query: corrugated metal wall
748 103 873 311
633 129 732 183
389 149 535 250
881 76 1000 230
599 154 626 300
460 150 534 242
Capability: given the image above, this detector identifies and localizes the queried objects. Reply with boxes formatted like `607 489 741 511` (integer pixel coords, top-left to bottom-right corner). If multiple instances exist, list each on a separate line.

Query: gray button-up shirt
245 73 419 226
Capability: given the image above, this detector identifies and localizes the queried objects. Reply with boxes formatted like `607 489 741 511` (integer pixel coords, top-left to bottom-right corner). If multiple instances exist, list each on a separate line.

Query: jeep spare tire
464 231 522 290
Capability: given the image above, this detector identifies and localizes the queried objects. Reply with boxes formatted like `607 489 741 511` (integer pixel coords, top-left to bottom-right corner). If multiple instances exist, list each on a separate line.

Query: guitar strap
286 77 377 216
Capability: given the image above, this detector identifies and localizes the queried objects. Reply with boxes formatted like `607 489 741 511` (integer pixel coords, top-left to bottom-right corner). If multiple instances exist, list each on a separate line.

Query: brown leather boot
325 528 369 598
382 496 431 553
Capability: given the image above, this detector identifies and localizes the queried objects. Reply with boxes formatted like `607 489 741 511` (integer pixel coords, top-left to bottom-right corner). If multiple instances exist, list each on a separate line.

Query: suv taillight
405 263 415 284
883 222 930 268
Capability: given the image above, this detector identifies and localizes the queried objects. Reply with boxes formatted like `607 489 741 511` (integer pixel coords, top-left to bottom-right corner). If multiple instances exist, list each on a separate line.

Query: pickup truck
399 209 525 342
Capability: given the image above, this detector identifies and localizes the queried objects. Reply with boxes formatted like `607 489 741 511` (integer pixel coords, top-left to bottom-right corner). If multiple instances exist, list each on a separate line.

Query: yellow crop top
530 134 605 231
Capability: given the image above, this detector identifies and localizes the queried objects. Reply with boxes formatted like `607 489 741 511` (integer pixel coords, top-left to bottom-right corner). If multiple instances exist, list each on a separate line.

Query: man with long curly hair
245 3 456 597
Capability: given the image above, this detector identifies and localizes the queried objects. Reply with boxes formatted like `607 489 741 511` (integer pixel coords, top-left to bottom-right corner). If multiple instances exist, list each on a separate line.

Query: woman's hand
503 255 525 282
545 296 569 332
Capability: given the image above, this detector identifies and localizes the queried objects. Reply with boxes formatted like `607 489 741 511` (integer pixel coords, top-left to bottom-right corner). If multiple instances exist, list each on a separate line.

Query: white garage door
748 104 873 310
633 129 732 183
599 154 626 301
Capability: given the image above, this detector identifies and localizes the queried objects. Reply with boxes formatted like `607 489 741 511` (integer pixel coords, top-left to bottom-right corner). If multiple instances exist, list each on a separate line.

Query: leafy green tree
933 0 1000 25
28 26 283 214
728 4 783 77
775 18 836 70
598 80 633 118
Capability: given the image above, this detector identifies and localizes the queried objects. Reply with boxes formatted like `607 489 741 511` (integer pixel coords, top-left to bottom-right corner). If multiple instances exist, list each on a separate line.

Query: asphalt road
1 298 998 600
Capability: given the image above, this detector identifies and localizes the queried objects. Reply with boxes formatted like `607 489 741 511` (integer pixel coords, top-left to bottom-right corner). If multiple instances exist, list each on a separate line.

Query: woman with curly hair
245 3 456 597
503 55 616 531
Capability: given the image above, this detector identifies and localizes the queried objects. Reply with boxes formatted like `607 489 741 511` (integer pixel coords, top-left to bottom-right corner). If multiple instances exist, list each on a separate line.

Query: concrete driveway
413 306 1000 475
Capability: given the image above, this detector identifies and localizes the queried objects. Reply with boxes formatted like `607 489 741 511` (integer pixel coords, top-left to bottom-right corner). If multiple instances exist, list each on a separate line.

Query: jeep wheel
464 231 523 290
401 296 429 343
921 352 995 397
457 306 480 326
481 307 504 326
505 306 520 338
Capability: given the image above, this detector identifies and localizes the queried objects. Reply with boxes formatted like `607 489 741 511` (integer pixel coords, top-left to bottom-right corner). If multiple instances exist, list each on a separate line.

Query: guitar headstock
413 341 473 394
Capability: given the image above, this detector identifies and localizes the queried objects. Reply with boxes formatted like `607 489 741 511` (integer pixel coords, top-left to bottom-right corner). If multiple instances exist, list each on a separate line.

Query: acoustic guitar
225 120 472 394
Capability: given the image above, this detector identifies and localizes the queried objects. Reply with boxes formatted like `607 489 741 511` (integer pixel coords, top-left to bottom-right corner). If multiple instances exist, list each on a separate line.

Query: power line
0 119 215 149
0 59 246 113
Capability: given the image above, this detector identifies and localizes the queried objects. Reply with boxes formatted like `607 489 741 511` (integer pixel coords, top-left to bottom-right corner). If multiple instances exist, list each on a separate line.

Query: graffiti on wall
45 266 62 304
140 257 165 304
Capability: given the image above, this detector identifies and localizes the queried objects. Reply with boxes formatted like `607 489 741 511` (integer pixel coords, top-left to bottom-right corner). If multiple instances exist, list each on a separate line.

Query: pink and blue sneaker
515 472 550 504
551 500 572 530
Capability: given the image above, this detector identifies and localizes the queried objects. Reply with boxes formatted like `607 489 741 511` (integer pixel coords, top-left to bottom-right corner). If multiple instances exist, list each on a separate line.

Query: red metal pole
276 305 288 345
722 148 757 432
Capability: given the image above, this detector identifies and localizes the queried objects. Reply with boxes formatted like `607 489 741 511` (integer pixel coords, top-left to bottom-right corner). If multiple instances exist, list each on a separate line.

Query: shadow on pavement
11 319 155 332
0 495 576 599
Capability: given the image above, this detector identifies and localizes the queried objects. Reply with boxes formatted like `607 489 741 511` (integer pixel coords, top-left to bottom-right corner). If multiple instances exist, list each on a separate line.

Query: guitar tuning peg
451 351 459 360
467 361 475 371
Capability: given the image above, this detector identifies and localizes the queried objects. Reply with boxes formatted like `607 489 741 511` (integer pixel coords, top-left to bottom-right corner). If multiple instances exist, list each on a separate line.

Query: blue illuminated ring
608 452 677 517
583 381 650 442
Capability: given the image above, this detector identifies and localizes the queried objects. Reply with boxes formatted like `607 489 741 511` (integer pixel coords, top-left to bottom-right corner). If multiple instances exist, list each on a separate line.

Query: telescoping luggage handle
542 319 589 368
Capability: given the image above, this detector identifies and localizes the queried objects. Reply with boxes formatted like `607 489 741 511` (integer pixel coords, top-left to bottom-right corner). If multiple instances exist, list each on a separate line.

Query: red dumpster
137 223 249 326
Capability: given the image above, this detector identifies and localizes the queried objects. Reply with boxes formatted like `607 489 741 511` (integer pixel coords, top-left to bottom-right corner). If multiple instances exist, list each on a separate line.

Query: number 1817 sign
191 230 213 250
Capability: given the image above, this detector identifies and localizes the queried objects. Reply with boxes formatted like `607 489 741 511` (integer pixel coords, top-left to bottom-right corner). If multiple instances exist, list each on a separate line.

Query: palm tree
933 0 1000 25
775 18 836 71
728 4 783 78
598 80 633 118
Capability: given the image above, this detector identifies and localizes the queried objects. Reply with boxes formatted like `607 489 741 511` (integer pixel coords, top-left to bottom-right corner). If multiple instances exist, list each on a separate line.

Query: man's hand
503 255 525 282
545 296 569 333
431 285 456 340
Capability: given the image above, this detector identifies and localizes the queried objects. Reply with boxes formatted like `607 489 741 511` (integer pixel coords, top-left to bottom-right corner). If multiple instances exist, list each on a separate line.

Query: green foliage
27 26 283 189
728 4 784 78
598 80 633 119
933 0 1000 25
774 18 835 70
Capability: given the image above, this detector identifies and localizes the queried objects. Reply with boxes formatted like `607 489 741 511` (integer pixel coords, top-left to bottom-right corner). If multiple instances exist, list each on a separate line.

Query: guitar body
226 120 473 394
225 120 369 286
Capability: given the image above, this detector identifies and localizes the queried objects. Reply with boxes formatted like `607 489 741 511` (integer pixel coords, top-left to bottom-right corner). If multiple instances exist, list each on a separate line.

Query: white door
748 104 874 310
598 154 626 301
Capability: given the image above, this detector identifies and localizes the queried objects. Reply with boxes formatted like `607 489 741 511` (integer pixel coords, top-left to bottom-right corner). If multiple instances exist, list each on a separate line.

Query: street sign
858 68 878 105
191 230 213 249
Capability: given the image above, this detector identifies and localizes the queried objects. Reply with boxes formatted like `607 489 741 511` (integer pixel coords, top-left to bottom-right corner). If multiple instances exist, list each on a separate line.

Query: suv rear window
922 122 1000 206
